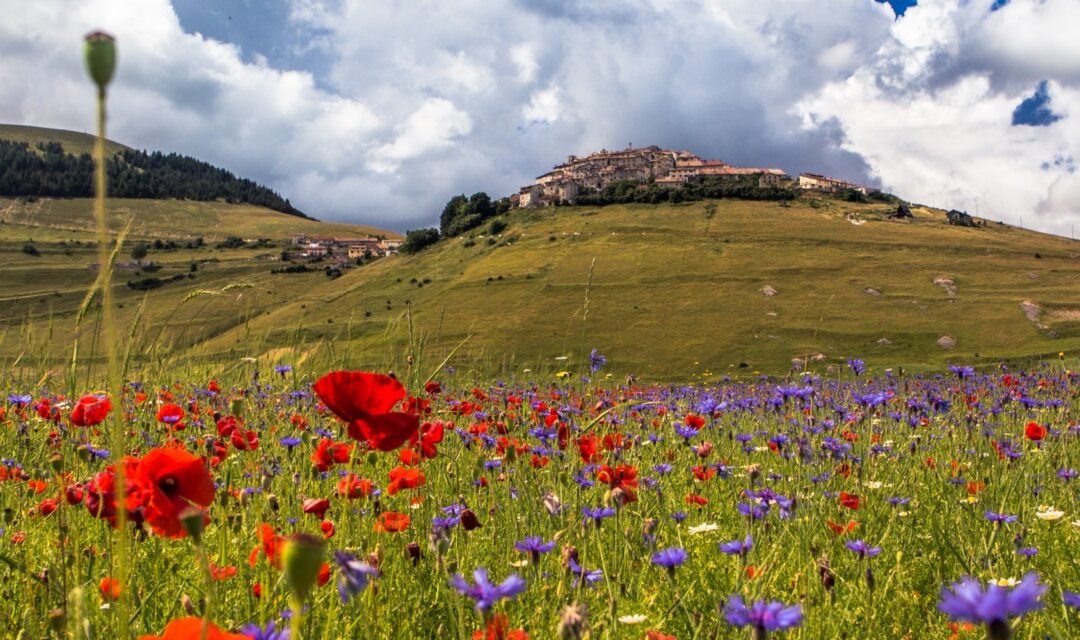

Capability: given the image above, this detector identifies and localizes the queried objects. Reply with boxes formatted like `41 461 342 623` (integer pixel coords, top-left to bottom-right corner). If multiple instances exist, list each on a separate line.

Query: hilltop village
510 145 876 208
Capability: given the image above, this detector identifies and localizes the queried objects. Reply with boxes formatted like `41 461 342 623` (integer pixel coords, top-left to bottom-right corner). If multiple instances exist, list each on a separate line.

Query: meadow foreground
0 360 1078 639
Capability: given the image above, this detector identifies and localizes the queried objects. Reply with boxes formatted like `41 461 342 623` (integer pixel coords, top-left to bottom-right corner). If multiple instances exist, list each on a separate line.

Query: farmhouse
798 173 878 195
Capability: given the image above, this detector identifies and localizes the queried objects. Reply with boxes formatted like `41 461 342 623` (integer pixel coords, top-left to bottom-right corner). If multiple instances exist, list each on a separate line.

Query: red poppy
99 576 122 601
337 474 374 499
838 492 860 510
312 438 352 472
302 498 331 520
472 613 529 640
576 435 601 463
229 428 259 451
684 414 706 429
155 403 185 428
424 381 442 395
137 617 247 640
411 421 445 459
132 448 215 538
386 466 426 495
70 395 112 427
1025 422 1047 441
209 563 236 581
249 523 286 569
374 511 410 533
685 494 708 506
645 631 676 640
321 520 335 539
313 371 419 452
827 519 858 536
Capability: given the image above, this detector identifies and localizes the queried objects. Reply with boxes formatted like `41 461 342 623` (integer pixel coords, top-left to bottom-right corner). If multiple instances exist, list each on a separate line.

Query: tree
440 192 498 237
400 228 440 254
131 242 149 263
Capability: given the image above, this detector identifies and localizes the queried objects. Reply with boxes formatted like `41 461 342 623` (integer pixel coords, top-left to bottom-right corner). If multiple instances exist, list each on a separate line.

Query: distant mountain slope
194 197 1080 379
0 124 306 218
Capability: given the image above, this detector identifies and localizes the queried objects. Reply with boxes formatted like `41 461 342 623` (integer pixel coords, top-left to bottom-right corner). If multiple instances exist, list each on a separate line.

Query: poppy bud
367 451 379 466
76 445 93 462
261 474 273 493
267 494 280 511
49 454 63 474
505 447 517 462
230 398 244 418
460 508 482 531
83 31 116 89
181 594 197 615
561 545 579 568
283 533 325 603
406 541 421 567
179 505 205 543
642 518 658 535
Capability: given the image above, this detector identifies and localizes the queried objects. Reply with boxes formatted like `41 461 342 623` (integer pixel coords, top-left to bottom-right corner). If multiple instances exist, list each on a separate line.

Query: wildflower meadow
1 358 1079 639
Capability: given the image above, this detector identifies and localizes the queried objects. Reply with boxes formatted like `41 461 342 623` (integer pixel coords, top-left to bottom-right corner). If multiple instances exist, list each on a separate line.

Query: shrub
22 243 39 256
400 228 440 254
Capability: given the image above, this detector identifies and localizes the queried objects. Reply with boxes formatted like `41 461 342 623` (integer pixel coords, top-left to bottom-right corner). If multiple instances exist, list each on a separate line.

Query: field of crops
1 355 1078 639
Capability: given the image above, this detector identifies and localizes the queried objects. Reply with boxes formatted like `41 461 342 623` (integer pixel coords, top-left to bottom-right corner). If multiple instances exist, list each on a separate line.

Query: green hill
0 124 305 217
190 197 1080 379
0 124 130 157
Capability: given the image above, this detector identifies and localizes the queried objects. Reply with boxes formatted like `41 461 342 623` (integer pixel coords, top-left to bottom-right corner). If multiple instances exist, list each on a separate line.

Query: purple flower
449 568 527 612
719 535 753 557
582 505 616 528
985 511 1018 524
333 550 379 605
845 539 882 559
652 547 688 573
589 349 607 373
514 536 556 564
847 359 865 376
723 595 803 633
1017 547 1038 557
1063 591 1080 609
279 436 302 450
938 573 1047 626
568 558 603 588
239 621 289 640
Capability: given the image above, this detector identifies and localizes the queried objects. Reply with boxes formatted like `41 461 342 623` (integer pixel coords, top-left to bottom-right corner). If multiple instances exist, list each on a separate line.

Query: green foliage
401 228 441 254
0 139 307 217
216 236 246 249
575 176 796 206
487 218 508 235
22 242 39 256
440 192 497 237
130 242 149 262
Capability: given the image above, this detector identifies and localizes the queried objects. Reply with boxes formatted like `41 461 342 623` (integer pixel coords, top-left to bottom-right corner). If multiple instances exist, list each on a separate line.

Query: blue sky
0 0 1076 235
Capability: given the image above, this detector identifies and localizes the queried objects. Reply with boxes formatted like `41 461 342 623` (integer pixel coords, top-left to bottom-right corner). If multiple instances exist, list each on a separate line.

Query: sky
0 0 1076 237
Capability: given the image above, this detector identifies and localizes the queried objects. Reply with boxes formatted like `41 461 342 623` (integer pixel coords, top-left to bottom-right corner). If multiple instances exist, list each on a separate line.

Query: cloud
0 0 1075 236
799 0 1079 236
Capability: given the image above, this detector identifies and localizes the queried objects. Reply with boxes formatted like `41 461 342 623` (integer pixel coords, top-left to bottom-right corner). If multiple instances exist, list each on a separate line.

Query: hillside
0 194 401 367
191 197 1080 379
0 124 130 157
0 124 305 217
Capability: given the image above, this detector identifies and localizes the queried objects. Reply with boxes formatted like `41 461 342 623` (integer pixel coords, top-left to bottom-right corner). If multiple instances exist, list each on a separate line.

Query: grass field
2 194 1077 380
193 198 1080 380
0 124 130 157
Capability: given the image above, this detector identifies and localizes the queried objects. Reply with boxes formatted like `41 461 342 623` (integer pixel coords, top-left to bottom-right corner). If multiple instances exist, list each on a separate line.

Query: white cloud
798 0 1079 235
370 98 472 173
0 0 1075 235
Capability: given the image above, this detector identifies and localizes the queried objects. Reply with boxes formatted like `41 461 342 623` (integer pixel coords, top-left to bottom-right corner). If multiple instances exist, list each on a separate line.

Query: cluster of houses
288 234 402 260
511 145 877 207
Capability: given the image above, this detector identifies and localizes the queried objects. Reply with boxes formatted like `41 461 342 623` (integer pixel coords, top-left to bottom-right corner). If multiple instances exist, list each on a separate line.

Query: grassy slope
194 197 1080 379
0 123 130 156
0 196 401 368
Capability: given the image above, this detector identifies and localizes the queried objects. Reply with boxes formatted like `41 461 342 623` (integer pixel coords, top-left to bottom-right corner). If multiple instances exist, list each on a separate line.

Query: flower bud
179 506 205 543
83 31 116 89
48 608 66 635
460 508 482 531
283 533 325 603
49 454 63 474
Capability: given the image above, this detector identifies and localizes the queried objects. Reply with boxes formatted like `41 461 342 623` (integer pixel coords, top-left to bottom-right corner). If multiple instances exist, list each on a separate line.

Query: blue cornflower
582 505 616 528
567 558 603 588
845 539 882 559
1058 468 1078 480
671 511 687 523
449 568 526 612
514 536 556 564
279 436 302 450
719 535 753 557
651 547 688 574
239 620 289 640
847 359 865 376
653 463 673 475
938 573 1046 629
1064 591 1080 609
1017 547 1038 557
333 550 380 605
985 511 1018 524
275 365 293 375
723 595 803 633
589 349 607 373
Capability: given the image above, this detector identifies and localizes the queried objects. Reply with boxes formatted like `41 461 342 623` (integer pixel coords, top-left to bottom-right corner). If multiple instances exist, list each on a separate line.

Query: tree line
0 140 307 218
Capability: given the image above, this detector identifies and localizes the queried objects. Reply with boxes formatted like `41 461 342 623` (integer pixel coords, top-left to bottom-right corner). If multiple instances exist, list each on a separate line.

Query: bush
22 243 39 256
216 236 245 249
400 228 440 254
487 219 508 235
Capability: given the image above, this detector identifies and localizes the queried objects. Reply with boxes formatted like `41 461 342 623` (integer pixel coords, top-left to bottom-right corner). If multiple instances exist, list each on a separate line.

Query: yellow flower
555 371 570 379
